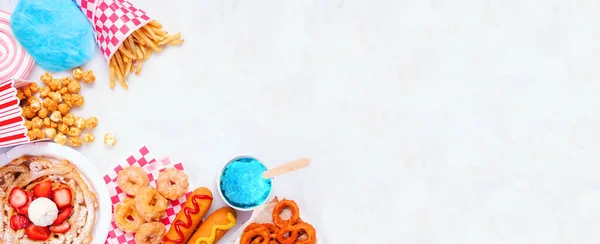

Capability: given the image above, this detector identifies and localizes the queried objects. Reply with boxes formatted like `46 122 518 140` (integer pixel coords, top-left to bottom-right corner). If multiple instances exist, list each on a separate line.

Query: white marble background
2 0 600 243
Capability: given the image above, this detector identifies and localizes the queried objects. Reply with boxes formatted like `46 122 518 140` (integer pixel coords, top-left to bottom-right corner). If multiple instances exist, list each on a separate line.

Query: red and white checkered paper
103 146 193 244
0 79 35 148
74 0 152 62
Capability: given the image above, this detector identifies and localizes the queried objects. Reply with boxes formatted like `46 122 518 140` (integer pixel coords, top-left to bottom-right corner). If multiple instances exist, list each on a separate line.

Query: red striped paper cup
0 79 31 148
74 0 152 62
0 11 35 83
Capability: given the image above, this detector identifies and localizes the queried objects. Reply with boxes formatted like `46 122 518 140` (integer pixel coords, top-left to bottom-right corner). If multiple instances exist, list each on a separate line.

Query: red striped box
0 79 34 148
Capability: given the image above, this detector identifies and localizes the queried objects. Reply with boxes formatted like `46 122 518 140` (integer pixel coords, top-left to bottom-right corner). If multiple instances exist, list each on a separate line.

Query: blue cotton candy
11 0 96 72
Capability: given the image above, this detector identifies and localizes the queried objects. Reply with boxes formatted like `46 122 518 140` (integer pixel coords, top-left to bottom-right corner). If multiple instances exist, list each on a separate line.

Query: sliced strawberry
10 214 30 230
52 207 72 225
49 221 70 233
16 192 34 215
51 188 72 209
25 225 50 241
33 180 52 198
9 188 28 208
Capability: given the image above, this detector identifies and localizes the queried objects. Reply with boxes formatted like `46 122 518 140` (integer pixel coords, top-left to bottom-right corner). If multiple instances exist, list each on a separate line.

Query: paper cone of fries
74 0 152 62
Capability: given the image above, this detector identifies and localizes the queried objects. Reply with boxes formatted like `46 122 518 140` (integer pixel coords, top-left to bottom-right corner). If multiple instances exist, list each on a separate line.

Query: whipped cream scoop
28 197 58 226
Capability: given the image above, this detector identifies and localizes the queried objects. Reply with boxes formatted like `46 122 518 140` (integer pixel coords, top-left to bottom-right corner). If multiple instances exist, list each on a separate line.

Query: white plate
0 142 111 244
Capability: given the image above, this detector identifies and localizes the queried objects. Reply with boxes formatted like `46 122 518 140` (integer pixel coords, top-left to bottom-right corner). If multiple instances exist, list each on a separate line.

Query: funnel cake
0 156 98 243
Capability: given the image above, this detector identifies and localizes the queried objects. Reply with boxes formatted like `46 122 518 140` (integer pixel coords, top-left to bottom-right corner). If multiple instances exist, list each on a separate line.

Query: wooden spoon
262 158 311 179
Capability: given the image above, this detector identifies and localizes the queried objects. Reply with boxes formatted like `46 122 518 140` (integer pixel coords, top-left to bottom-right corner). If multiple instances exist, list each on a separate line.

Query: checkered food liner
103 146 193 244
74 0 152 62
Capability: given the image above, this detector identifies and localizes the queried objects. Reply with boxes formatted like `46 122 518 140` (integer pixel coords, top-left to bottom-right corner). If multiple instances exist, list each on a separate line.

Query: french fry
151 27 168 37
135 59 143 75
143 25 159 42
136 45 144 59
119 45 136 60
114 52 125 76
168 39 184 45
132 31 146 45
158 33 181 45
139 30 161 52
109 62 116 89
144 48 153 60
113 60 128 89
124 58 132 77
149 20 162 29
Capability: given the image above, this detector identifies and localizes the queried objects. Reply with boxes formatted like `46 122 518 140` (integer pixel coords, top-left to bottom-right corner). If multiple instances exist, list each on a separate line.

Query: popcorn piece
22 86 32 97
29 97 41 112
58 103 71 115
29 83 39 93
82 70 95 83
61 77 72 86
39 86 51 98
43 98 57 111
62 113 75 125
104 133 116 146
44 128 57 139
67 81 81 93
68 137 82 147
43 117 51 127
62 94 72 105
28 128 44 140
82 133 95 143
67 127 82 137
40 72 52 84
48 92 62 103
70 94 84 106
85 117 98 129
74 117 85 129
60 87 68 95
16 89 25 100
58 124 69 134
24 120 32 130
50 122 58 128
22 107 37 119
37 107 49 119
48 79 62 91
54 133 67 145
50 111 62 122
72 68 83 80
31 117 43 129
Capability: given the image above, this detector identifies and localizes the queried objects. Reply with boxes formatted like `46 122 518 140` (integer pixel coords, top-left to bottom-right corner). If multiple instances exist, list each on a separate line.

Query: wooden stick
262 158 311 179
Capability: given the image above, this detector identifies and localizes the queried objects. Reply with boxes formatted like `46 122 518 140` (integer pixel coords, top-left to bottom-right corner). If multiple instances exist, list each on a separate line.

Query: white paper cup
217 155 273 211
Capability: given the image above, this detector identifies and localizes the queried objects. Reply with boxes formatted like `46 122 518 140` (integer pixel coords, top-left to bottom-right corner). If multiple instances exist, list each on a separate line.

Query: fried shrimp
134 186 167 221
135 222 166 244
113 197 143 233
117 166 149 196
156 168 189 200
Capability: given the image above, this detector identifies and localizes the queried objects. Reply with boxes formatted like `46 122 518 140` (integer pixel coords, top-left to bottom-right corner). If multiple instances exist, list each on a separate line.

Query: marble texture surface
2 0 600 243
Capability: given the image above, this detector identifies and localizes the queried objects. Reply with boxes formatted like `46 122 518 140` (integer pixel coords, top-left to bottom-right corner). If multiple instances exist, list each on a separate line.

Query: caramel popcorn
44 128 57 139
40 72 52 84
60 87 68 95
48 92 62 103
70 94 84 106
27 128 44 140
22 86 32 98
104 133 116 146
67 127 82 137
43 98 57 111
16 89 25 100
29 97 41 112
29 83 39 93
58 124 69 134
74 117 85 129
68 137 83 147
51 122 58 128
82 133 95 143
85 117 98 129
50 111 62 122
58 103 71 115
67 81 81 94
31 117 43 129
62 94 72 105
24 120 32 130
37 107 49 119
54 133 67 145
73 68 83 80
48 79 62 91
61 77 72 86
62 113 75 125
43 117 51 127
82 70 95 83
22 107 36 119
39 86 51 98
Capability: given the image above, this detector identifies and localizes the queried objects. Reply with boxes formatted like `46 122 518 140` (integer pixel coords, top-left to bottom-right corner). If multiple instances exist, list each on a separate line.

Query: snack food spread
0 156 98 243
220 157 273 209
